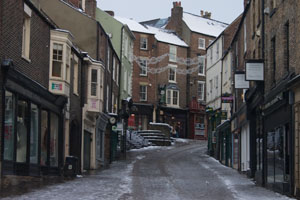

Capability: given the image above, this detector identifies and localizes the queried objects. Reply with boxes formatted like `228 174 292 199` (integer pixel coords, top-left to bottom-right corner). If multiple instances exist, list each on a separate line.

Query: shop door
84 131 91 170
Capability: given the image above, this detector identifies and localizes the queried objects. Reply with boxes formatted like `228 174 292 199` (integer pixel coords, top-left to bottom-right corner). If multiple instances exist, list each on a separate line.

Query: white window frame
73 54 79 95
22 3 31 60
198 81 205 101
139 58 147 76
198 38 205 49
168 64 177 83
140 85 147 101
112 57 116 81
244 22 247 53
140 37 148 50
166 89 179 107
90 68 99 97
169 45 177 62
198 56 205 76
50 42 64 79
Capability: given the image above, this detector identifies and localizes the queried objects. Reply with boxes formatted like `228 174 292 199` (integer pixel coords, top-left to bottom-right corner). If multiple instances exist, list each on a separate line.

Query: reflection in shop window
41 110 48 166
50 113 59 167
16 100 28 163
4 91 15 161
30 104 39 164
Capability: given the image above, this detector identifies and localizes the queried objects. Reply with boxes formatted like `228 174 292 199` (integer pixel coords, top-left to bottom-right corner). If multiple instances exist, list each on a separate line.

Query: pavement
0 139 295 200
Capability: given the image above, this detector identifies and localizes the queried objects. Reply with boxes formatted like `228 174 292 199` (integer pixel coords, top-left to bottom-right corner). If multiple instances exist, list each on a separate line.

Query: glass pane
267 131 275 184
50 113 59 167
275 127 284 183
91 69 97 83
52 61 62 77
41 110 48 166
4 91 15 161
16 100 28 163
30 104 39 164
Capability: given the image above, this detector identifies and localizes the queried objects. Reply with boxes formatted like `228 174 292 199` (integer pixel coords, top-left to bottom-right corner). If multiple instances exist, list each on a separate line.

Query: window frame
168 64 177 83
139 58 148 76
22 3 32 61
198 56 205 76
140 37 148 50
169 45 177 62
140 85 147 101
166 89 179 107
198 38 205 49
197 81 205 101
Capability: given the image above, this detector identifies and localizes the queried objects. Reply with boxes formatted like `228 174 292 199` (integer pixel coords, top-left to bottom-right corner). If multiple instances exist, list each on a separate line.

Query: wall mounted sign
235 73 249 89
221 96 233 103
51 82 62 91
245 61 264 81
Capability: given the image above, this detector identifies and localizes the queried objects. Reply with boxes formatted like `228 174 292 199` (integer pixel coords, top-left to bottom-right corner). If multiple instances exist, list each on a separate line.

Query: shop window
166 89 179 107
22 3 31 60
4 91 15 161
41 110 48 166
16 100 28 163
30 104 39 164
50 113 59 167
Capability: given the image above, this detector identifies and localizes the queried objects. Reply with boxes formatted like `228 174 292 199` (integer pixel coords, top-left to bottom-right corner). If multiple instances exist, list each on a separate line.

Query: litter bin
64 156 78 177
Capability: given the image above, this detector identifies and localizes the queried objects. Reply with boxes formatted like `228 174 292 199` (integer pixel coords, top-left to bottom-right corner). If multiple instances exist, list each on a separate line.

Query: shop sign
263 92 284 111
51 82 62 91
245 61 264 81
221 111 227 120
221 96 233 103
235 73 249 89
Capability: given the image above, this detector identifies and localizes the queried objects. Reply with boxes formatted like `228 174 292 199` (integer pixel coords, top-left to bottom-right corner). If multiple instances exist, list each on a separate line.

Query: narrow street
2 140 293 200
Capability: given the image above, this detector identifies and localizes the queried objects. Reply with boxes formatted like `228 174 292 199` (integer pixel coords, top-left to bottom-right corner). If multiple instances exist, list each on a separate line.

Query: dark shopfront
263 91 293 194
2 67 66 176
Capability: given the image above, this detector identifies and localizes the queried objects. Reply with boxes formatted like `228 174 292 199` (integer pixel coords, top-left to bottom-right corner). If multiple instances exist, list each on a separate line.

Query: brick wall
1 0 51 88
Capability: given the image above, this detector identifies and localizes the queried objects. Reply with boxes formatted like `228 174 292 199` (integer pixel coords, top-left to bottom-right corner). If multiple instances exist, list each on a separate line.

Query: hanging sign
235 73 249 89
245 60 264 81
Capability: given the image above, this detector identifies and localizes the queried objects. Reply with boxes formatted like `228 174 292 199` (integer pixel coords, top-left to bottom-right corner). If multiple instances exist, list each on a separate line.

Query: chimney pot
201 10 204 16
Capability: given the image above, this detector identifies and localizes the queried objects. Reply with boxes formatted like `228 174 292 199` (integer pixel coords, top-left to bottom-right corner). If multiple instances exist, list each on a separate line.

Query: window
66 46 71 82
4 91 15 161
166 90 179 107
30 103 39 164
22 3 31 60
107 47 110 72
140 59 147 76
140 85 147 101
285 22 289 72
52 43 63 78
73 55 79 94
169 45 177 62
198 81 205 101
140 37 148 50
91 69 98 96
41 110 48 166
106 85 110 112
216 42 219 59
244 23 247 53
16 99 28 163
271 37 276 84
112 58 116 81
169 65 177 82
50 113 59 167
116 62 119 85
198 56 205 76
198 38 205 49
209 79 213 94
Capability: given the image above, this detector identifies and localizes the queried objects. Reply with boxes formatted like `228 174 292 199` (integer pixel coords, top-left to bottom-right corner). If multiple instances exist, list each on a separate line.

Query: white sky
96 0 244 24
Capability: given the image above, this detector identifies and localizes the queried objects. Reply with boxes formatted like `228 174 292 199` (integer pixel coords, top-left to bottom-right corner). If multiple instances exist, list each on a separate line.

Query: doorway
83 131 91 170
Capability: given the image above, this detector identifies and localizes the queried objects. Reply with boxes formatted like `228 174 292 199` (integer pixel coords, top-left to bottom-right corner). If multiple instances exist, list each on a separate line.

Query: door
83 131 91 170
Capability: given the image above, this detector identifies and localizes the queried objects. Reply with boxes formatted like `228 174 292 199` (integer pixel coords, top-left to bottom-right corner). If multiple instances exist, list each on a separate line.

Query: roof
183 12 228 37
114 16 154 34
141 18 170 28
146 26 188 47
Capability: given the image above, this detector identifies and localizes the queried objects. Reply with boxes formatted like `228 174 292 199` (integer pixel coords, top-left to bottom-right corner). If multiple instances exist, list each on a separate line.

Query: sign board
221 96 233 103
235 73 249 89
246 61 264 81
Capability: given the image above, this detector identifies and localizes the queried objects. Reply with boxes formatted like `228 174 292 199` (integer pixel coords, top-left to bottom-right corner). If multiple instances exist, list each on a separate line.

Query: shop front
263 91 293 194
2 68 66 176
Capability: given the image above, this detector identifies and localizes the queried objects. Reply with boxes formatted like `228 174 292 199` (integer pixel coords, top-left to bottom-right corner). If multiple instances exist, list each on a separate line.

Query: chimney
166 2 183 37
105 11 115 17
203 11 212 19
85 0 97 19
200 10 204 16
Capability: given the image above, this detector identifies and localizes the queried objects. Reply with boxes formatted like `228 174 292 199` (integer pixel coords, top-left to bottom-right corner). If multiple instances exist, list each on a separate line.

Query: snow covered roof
183 12 228 37
115 16 154 34
146 26 188 47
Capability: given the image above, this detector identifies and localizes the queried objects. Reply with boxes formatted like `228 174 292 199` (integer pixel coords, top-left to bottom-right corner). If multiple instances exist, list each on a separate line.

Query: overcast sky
97 0 244 24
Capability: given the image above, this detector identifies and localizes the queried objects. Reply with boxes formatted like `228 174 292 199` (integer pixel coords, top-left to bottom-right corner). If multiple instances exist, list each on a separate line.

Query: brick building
0 0 67 176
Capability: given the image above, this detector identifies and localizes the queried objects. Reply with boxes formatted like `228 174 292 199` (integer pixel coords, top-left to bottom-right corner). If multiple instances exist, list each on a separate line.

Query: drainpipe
119 25 124 111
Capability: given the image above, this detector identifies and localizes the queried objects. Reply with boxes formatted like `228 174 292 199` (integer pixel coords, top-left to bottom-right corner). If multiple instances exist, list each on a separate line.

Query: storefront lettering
263 93 283 111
